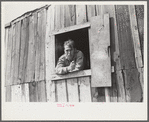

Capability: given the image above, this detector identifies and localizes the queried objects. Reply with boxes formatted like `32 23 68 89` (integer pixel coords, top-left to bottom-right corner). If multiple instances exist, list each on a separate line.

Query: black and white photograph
1 1 148 120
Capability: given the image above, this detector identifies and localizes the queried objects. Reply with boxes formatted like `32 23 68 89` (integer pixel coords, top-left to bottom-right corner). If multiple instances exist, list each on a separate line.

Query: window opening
55 27 90 70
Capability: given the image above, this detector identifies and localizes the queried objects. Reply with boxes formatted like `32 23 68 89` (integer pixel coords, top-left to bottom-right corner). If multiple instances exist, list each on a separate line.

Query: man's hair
64 39 75 49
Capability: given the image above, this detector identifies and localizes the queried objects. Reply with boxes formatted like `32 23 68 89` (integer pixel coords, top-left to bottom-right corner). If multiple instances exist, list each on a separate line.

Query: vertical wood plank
98 87 106 102
115 5 136 70
35 12 41 82
96 5 102 16
129 5 143 69
55 5 61 29
101 7 111 102
29 81 38 102
10 24 16 85
56 80 67 102
21 83 29 102
86 5 96 21
5 28 9 58
138 67 144 97
135 5 144 62
18 19 27 84
5 28 9 86
39 9 46 81
55 5 64 29
91 87 98 102
14 21 21 85
11 84 22 102
76 5 87 24
45 5 56 102
5 86 11 102
46 80 56 102
37 80 47 102
91 87 106 102
110 72 118 102
129 6 144 101
78 77 91 102
22 17 29 84
25 15 35 83
67 78 79 102
105 88 110 102
116 70 126 102
64 5 76 27
123 69 142 102
5 27 12 86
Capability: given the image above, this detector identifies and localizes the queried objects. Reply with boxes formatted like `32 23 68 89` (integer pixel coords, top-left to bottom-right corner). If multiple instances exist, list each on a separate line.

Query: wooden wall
5 5 144 102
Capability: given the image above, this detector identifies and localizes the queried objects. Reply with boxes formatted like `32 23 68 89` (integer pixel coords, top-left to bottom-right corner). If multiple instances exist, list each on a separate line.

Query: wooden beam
50 22 90 35
51 69 91 81
129 5 143 68
135 5 144 62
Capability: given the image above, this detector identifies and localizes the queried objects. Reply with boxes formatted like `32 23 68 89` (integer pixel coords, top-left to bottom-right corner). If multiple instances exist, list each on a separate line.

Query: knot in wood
32 81 36 86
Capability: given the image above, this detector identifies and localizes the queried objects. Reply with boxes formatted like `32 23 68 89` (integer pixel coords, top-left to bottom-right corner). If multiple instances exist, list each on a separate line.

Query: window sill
51 69 91 81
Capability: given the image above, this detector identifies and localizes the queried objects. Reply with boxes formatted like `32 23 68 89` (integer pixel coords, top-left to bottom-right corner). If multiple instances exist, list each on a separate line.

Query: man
55 39 85 75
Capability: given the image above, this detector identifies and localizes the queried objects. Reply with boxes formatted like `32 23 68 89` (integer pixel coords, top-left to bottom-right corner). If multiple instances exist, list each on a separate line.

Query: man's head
64 39 76 61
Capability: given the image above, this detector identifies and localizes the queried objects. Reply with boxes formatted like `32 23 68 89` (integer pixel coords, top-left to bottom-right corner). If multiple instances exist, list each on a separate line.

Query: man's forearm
56 66 69 75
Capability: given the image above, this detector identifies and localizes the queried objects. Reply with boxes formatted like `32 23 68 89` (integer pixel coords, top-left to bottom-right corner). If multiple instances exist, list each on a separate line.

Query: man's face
64 45 75 61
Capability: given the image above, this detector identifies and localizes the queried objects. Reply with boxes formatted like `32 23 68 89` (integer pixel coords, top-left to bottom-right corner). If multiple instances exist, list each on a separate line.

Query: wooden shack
4 5 144 102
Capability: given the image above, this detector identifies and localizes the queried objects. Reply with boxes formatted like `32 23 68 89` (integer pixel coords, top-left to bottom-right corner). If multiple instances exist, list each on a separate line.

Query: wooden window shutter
89 14 111 87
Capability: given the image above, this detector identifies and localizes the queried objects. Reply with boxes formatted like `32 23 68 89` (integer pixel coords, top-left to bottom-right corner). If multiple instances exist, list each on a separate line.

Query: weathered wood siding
5 5 144 102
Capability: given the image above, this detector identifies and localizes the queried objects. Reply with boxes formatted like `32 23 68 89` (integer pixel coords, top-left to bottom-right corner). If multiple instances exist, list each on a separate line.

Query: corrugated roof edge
5 4 51 28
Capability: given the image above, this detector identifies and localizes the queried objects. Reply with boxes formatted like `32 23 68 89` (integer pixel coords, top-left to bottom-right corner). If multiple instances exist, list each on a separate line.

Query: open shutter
89 14 111 87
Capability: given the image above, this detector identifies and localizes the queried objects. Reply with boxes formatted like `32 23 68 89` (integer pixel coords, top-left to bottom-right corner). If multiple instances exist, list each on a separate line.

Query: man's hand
67 61 75 72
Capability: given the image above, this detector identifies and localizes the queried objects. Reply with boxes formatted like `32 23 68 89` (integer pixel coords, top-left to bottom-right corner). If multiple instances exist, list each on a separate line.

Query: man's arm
73 51 84 71
55 57 69 75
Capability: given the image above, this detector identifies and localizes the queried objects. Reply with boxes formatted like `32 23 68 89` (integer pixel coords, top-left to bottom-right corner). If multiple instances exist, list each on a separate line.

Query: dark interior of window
55 28 90 70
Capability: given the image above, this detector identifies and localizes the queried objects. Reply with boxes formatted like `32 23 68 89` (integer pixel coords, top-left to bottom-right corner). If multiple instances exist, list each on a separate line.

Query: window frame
50 22 91 80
